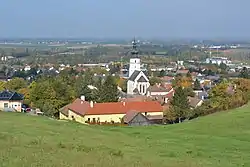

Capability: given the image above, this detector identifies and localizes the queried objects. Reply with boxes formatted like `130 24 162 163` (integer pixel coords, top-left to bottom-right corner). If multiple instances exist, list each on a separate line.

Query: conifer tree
99 75 119 102
194 78 201 90
169 86 190 123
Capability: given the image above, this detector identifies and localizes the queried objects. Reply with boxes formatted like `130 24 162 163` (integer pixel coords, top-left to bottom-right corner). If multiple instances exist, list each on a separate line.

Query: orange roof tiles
67 99 163 116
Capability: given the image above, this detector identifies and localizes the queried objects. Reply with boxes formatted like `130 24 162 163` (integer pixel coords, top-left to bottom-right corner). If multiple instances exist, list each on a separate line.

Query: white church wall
129 58 141 77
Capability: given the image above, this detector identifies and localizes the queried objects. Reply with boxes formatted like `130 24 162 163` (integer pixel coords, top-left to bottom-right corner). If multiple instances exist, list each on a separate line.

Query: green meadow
1 105 250 167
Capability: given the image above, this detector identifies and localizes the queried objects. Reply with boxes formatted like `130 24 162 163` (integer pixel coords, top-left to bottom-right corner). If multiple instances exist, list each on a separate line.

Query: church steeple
131 37 139 56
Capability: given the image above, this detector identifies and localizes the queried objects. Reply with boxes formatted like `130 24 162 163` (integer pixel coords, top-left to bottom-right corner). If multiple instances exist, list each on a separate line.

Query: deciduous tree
5 78 27 91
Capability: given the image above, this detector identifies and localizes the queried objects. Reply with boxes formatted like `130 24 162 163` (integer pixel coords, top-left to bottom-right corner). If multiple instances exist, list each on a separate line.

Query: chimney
80 95 85 101
90 101 94 108
123 101 126 106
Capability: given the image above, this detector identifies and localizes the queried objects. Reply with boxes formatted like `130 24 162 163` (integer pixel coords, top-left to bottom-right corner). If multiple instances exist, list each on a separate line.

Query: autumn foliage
194 78 250 118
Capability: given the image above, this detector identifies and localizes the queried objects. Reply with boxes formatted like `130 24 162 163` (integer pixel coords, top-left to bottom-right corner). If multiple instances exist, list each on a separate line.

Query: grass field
1 105 250 167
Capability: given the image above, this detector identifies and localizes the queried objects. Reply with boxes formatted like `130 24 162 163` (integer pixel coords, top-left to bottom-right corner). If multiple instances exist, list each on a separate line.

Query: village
0 39 248 126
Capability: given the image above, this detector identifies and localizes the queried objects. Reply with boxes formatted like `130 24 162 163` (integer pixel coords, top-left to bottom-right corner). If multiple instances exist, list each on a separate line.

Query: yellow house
0 90 24 112
59 98 163 125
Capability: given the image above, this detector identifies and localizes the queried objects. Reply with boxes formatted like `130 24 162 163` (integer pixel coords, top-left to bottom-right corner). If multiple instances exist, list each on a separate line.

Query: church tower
127 38 150 95
129 58 140 77
129 38 140 77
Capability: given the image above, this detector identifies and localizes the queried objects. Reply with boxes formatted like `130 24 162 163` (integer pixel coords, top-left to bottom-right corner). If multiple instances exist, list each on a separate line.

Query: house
147 83 173 96
123 110 150 126
206 57 231 65
176 70 189 75
59 97 163 125
0 90 24 112
146 83 174 104
24 65 31 71
188 97 203 109
161 76 174 83
0 72 12 82
123 110 163 126
127 58 150 95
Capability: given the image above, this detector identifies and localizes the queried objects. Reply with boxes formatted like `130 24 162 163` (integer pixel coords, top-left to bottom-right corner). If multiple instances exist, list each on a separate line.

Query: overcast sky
0 0 249 39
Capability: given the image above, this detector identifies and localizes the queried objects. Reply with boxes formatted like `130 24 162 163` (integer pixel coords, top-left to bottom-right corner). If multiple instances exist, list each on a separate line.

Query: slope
0 104 250 167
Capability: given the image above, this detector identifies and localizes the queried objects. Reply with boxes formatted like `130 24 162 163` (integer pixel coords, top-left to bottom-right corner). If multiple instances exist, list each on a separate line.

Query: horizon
0 0 249 39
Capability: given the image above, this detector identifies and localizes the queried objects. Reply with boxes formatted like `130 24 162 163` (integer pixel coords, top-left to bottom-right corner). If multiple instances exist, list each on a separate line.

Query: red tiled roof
162 83 173 91
165 90 174 99
120 96 147 102
68 99 163 116
148 85 168 92
177 70 189 74
68 99 90 116
161 76 174 82
123 110 141 123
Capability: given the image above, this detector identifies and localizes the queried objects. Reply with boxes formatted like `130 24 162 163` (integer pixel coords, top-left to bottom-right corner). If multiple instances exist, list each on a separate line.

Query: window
92 118 96 123
71 116 75 121
145 112 147 115
139 85 142 93
4 103 8 108
97 117 100 123
87 118 90 122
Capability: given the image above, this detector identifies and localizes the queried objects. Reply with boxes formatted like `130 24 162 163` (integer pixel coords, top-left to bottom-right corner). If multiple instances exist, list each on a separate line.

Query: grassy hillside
1 105 250 167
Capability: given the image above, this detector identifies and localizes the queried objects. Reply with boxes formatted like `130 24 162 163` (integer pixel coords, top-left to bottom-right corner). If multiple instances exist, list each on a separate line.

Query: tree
52 78 74 106
18 87 31 105
208 82 231 110
117 78 127 92
149 77 161 86
29 79 58 116
0 81 5 91
193 79 201 90
184 87 195 97
219 62 227 71
158 70 165 77
186 71 192 78
239 67 249 79
5 78 27 91
98 75 119 103
74 70 95 101
172 76 192 88
169 87 190 123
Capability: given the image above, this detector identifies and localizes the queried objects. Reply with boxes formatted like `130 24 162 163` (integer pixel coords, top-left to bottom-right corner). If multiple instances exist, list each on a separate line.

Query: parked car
21 104 31 113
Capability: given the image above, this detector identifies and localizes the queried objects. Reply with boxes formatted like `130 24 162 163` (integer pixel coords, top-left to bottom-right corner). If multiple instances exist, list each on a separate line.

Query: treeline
194 78 250 117
1 70 119 117
164 78 250 123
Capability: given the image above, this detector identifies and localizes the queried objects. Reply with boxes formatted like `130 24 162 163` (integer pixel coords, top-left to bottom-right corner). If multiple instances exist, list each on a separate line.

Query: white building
206 57 231 65
24 65 31 71
127 58 150 95
129 58 141 77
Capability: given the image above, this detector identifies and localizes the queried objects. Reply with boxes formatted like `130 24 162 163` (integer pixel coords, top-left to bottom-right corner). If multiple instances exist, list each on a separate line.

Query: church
127 58 150 95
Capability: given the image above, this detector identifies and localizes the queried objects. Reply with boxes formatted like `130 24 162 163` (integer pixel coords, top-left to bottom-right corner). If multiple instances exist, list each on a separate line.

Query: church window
139 85 142 93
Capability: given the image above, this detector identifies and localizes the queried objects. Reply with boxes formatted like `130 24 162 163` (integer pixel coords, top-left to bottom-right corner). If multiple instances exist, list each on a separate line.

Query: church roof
137 76 148 82
128 70 140 81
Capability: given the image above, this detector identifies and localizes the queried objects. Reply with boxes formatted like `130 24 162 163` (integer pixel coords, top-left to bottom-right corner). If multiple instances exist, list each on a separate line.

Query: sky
0 0 249 39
